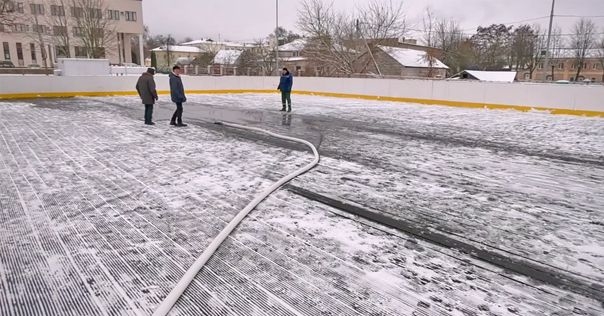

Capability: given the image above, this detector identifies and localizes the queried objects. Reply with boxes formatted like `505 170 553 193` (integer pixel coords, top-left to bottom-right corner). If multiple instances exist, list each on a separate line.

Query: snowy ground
0 94 602 315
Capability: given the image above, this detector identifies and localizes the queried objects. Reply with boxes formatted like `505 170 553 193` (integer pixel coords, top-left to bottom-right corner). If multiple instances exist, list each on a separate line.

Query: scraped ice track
0 96 602 315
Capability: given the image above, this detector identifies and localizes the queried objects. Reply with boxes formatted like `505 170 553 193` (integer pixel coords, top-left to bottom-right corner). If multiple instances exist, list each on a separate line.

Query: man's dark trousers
171 102 183 124
144 104 154 124
281 92 291 111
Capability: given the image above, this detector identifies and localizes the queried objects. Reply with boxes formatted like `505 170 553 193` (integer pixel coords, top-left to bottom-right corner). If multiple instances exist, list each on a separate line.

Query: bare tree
432 18 470 74
298 0 356 75
70 0 116 58
46 0 71 59
522 25 548 79
358 0 406 40
16 0 51 68
0 0 20 28
254 40 276 75
571 18 596 80
598 36 604 82
422 6 436 47
298 0 406 76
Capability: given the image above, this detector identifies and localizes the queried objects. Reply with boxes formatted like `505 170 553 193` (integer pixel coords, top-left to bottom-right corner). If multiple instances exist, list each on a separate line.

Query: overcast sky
142 0 604 42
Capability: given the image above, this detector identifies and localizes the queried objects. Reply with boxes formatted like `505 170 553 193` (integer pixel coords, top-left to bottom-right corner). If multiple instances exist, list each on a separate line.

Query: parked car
0 61 15 68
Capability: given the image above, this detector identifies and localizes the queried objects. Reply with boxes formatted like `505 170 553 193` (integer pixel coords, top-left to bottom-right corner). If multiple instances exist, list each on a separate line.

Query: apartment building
0 0 144 67
524 49 604 82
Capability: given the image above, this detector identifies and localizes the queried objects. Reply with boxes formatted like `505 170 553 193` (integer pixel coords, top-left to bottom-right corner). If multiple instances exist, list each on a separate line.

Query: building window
0 24 4 32
56 46 69 58
537 63 544 69
16 43 23 61
53 25 67 36
32 24 49 34
3 42 10 60
51 5 65 16
557 63 564 70
125 11 137 21
71 6 84 18
13 24 29 33
107 9 120 20
73 27 84 37
594 64 600 70
30 3 44 15
571 63 576 70
546 75 553 81
88 8 102 19
5 1 24 13
30 43 37 62
75 46 87 57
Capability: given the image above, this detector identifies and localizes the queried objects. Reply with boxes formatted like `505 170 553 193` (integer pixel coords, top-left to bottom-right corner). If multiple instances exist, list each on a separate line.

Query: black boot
170 121 177 126
280 105 286 111
287 105 292 113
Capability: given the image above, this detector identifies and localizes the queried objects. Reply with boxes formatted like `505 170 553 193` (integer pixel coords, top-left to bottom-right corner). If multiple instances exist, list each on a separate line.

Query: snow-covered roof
151 45 202 53
279 39 308 52
460 70 517 83
554 48 600 59
281 56 308 62
378 46 449 69
182 39 257 48
213 49 243 65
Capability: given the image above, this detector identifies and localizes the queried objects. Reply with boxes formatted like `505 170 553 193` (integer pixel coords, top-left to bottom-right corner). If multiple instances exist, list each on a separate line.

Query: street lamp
275 0 279 75
544 0 556 81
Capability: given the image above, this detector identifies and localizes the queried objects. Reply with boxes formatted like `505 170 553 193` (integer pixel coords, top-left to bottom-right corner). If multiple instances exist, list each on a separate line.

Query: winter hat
147 68 156 75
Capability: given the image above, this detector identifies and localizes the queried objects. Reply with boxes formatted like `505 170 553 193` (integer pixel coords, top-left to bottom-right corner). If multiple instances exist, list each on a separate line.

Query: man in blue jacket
169 65 187 127
277 68 293 112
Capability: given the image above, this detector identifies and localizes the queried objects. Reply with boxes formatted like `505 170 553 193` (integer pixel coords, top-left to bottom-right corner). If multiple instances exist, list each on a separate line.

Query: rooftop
378 45 449 69
279 39 308 52
454 70 518 83
212 49 243 65
151 45 203 53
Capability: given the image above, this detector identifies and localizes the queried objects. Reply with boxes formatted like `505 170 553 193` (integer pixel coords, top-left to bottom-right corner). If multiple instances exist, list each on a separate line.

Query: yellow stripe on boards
0 89 601 118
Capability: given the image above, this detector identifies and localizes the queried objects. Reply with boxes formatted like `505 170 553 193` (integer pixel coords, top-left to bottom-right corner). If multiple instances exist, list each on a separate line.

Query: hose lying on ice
153 121 320 316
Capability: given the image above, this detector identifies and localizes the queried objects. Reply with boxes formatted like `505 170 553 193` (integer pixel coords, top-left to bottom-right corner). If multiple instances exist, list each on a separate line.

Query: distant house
451 70 517 83
278 39 310 76
209 49 244 75
151 45 203 69
527 49 603 82
181 39 259 54
358 45 449 78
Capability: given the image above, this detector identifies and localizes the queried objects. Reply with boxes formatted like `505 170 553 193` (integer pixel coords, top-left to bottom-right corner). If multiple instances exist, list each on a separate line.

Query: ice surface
0 94 602 315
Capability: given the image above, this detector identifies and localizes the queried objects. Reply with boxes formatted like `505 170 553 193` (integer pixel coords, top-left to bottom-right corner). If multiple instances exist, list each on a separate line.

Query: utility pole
275 0 279 75
543 0 555 81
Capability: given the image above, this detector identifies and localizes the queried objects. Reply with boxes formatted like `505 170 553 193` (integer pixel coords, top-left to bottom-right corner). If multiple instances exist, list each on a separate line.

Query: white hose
153 122 320 316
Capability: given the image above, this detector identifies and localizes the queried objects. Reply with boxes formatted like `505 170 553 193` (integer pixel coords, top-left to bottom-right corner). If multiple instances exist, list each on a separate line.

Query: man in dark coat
169 65 187 127
136 68 158 125
277 68 293 112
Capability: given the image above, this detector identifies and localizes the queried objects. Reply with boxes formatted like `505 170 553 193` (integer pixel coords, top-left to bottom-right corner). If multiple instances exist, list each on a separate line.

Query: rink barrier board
0 89 603 118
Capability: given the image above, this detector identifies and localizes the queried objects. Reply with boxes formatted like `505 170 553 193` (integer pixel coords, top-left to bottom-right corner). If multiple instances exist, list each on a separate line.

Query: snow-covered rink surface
0 93 603 315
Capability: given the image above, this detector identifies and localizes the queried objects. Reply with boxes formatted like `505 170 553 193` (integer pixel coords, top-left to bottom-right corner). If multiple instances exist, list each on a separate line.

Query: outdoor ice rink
0 94 603 315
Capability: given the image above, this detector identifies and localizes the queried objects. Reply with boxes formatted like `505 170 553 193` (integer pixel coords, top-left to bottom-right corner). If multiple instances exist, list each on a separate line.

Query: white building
0 0 144 67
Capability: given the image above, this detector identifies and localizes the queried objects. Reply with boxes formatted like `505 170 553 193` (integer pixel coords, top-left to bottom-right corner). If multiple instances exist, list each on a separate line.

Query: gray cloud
142 0 604 42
